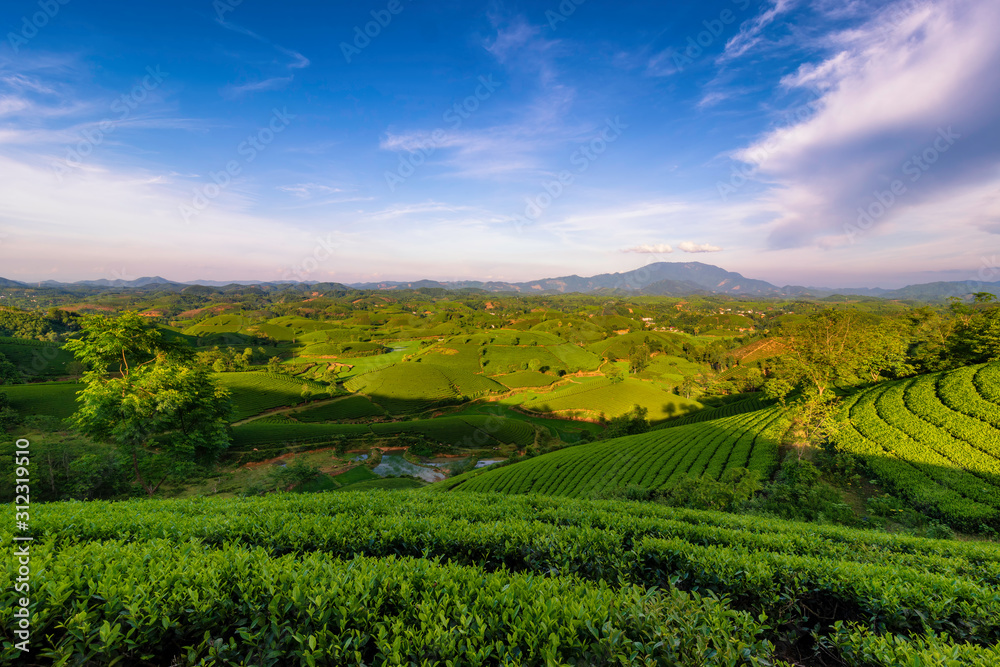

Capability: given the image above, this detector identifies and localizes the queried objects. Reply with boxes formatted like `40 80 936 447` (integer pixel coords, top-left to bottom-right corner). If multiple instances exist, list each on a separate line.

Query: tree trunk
132 448 155 497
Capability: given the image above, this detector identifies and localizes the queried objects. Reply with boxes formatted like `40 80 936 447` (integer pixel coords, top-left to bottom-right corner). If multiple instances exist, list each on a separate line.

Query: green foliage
0 350 22 384
600 404 650 440
606 467 763 514
662 467 763 512
0 433 133 501
628 343 650 374
773 309 910 395
750 456 856 525
949 302 1000 364
262 458 322 492
0 392 20 431
65 311 232 496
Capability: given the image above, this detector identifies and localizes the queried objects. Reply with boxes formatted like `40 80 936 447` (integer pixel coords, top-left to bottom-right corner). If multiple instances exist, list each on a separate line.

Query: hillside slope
447 406 786 498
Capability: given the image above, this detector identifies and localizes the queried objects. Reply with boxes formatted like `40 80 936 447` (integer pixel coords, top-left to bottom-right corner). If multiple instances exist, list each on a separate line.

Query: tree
601 405 649 440
64 311 232 497
856 320 914 382
0 392 21 431
267 356 284 374
948 303 1000 364
628 344 650 374
0 351 22 385
776 310 885 396
784 392 841 459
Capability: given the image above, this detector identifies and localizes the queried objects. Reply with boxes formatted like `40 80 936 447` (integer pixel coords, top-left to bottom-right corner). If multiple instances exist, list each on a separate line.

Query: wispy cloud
719 0 796 61
277 183 345 198
216 19 310 97
378 13 589 181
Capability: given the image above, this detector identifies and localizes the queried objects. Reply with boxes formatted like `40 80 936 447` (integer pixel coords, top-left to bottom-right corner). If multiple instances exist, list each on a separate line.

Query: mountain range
1 263 997 301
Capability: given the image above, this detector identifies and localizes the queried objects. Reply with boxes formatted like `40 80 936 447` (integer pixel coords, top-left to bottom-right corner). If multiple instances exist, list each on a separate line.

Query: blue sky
1 0 998 288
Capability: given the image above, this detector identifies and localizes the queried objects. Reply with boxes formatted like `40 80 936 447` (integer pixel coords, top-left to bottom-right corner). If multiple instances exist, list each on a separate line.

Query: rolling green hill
497 370 559 388
835 362 1000 531
0 336 75 379
521 377 700 421
214 371 328 421
1 381 82 419
292 395 387 421
448 407 785 498
345 362 505 413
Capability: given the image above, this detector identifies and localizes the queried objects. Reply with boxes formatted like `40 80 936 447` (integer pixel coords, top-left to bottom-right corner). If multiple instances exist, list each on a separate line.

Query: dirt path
231 395 355 426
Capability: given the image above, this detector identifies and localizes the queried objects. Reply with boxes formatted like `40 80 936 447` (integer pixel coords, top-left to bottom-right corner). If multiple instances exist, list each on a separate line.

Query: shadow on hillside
451 414 1000 531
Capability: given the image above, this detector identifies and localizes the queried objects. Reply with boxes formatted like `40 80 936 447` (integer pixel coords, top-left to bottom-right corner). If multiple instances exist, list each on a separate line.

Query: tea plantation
4 491 998 665
448 407 786 498
836 361 1000 531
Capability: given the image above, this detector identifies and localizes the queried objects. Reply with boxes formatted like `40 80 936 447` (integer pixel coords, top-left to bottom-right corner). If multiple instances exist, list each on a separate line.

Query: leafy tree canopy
64 311 232 496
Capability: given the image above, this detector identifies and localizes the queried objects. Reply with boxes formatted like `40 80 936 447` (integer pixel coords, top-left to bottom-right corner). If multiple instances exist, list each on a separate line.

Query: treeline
0 307 80 339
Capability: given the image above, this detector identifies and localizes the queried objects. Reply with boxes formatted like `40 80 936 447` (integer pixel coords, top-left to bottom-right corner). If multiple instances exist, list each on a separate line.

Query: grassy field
10 490 999 665
497 370 559 388
213 371 329 421
415 341 484 373
0 337 75 379
345 362 505 414
2 381 82 419
522 377 701 421
836 362 1000 531
292 395 387 421
445 407 785 498
654 394 769 428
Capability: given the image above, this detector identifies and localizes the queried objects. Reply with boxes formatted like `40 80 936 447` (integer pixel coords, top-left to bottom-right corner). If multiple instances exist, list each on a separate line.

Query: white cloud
730 0 1000 249
678 241 722 253
622 243 673 254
